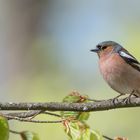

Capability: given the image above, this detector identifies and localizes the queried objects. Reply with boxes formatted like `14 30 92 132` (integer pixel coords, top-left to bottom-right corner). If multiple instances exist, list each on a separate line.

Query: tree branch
0 97 140 112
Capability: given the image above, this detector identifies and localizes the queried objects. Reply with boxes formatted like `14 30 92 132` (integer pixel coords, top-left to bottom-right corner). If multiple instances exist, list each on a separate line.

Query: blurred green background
1 0 140 140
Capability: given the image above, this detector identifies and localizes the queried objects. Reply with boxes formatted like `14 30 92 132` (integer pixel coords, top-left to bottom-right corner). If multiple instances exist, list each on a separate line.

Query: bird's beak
90 48 99 53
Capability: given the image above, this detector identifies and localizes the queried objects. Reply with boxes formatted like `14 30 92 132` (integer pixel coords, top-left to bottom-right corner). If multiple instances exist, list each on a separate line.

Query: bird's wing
119 50 140 72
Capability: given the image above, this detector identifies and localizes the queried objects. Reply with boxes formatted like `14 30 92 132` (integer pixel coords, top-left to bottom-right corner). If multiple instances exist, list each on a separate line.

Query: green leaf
63 95 81 103
61 111 79 119
0 115 9 140
21 131 39 140
62 92 88 103
66 122 85 140
78 112 90 121
64 121 103 140
61 111 89 122
90 130 103 140
62 93 104 140
61 92 89 121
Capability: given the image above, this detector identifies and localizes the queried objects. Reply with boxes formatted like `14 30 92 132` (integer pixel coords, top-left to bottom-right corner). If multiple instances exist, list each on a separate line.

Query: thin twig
43 111 61 117
5 111 42 118
5 110 61 119
28 110 44 119
103 135 114 140
10 130 21 135
5 115 63 123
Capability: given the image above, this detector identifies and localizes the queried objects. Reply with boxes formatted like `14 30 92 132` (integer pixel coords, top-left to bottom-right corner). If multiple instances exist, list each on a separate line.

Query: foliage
21 131 40 140
61 92 103 140
0 115 9 140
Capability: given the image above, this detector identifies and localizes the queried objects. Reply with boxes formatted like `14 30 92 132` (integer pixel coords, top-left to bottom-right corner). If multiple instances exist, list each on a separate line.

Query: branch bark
0 97 140 112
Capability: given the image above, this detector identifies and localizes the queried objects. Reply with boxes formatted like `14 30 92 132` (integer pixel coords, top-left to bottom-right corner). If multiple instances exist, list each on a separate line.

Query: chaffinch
91 41 140 99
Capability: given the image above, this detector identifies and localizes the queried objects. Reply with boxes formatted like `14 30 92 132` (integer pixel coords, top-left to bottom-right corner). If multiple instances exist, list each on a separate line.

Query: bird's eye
101 46 107 50
96 45 101 49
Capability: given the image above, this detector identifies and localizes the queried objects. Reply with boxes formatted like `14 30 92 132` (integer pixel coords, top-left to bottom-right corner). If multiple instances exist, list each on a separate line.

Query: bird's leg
112 94 124 104
123 90 135 103
132 93 139 98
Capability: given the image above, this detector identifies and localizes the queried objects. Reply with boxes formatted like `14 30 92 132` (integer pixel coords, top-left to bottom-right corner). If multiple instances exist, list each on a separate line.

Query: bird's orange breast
99 53 140 95
99 53 125 80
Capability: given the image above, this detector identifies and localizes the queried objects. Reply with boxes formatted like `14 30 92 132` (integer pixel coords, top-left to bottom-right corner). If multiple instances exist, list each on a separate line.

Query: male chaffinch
91 41 140 98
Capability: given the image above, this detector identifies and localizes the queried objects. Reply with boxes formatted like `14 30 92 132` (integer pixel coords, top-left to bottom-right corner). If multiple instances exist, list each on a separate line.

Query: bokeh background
1 0 140 140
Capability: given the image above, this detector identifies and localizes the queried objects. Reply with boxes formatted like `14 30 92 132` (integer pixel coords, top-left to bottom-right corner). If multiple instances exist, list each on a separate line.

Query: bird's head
91 41 122 58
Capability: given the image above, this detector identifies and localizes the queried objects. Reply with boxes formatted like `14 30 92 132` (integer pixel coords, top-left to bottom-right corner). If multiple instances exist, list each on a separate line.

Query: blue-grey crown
97 41 120 48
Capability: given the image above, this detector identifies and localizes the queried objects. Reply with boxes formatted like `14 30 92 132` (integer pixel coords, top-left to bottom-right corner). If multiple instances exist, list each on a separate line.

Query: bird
90 41 140 100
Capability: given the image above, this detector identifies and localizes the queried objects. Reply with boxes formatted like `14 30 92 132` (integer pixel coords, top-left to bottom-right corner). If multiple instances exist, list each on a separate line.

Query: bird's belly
99 56 140 95
106 72 134 95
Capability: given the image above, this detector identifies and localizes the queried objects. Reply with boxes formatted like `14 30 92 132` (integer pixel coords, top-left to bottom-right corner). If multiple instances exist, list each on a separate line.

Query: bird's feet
123 95 132 104
123 92 138 104
112 94 124 104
